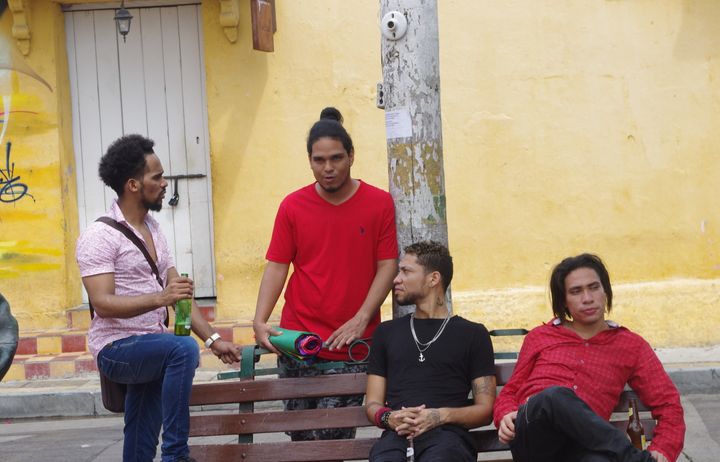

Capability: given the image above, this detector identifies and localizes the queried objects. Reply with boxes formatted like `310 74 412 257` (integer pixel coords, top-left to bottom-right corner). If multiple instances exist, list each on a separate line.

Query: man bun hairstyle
404 240 453 292
306 106 354 155
98 134 155 196
319 107 343 124
549 253 613 321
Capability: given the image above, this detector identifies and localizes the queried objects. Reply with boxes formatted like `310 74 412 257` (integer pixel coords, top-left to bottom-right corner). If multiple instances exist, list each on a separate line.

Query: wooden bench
188 340 655 461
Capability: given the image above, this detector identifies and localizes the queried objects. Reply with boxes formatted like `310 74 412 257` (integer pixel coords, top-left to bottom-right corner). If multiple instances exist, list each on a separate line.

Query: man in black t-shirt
365 241 496 462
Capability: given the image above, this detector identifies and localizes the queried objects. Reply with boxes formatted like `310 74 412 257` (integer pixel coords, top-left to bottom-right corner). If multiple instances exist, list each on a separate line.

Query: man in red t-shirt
253 107 398 441
493 253 685 462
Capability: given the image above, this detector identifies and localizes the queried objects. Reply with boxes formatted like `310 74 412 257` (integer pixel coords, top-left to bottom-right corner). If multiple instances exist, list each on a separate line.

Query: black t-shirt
367 314 495 410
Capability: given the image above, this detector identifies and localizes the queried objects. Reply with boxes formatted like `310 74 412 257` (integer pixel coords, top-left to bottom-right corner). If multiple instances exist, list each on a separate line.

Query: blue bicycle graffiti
0 141 34 203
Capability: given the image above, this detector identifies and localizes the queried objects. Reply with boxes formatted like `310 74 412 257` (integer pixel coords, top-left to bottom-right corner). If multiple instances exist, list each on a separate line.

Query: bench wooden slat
189 438 377 461
471 428 512 452
189 406 369 436
494 362 515 385
190 373 367 406
192 364 515 407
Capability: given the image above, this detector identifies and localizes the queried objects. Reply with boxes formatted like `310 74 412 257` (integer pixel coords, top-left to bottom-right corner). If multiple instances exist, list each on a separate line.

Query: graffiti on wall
1 141 33 203
0 0 52 207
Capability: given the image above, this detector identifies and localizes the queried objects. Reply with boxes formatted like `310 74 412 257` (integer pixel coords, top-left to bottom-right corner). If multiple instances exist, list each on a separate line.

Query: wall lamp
114 1 133 42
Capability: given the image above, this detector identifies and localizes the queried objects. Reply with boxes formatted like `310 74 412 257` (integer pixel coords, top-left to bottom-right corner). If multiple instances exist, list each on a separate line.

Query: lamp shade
114 7 133 40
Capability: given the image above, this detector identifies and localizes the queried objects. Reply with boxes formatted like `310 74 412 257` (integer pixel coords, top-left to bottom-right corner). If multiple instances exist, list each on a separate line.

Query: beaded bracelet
374 406 391 429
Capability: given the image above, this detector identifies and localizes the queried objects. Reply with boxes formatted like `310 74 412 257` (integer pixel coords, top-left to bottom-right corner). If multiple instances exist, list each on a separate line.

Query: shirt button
573 385 578 390
584 342 589 347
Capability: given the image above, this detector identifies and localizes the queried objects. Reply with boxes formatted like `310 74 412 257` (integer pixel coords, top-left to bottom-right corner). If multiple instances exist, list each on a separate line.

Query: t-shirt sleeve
76 225 117 277
376 194 398 261
265 200 296 264
367 323 389 377
470 323 495 379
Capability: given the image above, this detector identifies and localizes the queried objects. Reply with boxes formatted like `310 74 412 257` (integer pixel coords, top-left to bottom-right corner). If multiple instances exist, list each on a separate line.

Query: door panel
66 5 216 298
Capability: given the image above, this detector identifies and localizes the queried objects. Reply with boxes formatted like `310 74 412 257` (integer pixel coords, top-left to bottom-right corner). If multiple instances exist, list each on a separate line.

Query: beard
318 183 341 193
143 197 163 212
396 292 419 306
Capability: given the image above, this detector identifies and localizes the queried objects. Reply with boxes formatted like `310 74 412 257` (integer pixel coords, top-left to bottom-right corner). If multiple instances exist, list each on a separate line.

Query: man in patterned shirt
494 253 685 462
76 134 241 462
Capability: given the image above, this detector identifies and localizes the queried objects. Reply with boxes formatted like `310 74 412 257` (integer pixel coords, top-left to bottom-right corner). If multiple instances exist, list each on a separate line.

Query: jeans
370 426 476 462
97 333 199 462
510 386 655 462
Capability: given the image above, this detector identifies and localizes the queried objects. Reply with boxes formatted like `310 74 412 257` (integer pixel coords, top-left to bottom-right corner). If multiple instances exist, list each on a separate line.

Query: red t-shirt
266 181 398 360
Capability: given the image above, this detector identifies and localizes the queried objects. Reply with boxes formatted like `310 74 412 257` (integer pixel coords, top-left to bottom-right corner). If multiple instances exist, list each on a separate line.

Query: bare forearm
190 300 214 341
253 262 289 324
355 259 396 320
440 403 494 429
365 400 386 424
83 268 191 319
90 292 166 318
365 375 388 425
443 375 496 429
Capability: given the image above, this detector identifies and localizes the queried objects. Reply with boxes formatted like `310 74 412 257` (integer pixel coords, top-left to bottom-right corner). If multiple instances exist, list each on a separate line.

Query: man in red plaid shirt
493 253 685 462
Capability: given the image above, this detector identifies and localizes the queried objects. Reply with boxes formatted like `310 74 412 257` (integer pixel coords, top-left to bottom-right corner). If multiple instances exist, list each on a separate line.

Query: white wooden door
66 5 216 297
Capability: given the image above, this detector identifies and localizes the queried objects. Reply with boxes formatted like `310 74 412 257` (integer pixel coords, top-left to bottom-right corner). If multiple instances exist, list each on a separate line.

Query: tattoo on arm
472 376 496 398
428 409 441 427
366 400 384 410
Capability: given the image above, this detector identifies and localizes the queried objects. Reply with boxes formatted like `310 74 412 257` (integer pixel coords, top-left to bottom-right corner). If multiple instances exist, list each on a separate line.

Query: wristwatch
204 332 222 348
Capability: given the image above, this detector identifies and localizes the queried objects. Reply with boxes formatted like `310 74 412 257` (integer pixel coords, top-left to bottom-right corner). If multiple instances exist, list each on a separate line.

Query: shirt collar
549 317 620 329
109 199 161 232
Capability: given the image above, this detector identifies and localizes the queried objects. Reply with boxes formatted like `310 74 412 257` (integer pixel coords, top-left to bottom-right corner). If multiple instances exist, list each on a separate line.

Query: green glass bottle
174 273 192 336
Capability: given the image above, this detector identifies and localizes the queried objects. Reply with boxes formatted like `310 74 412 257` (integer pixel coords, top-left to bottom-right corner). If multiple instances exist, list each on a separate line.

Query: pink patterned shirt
76 200 174 358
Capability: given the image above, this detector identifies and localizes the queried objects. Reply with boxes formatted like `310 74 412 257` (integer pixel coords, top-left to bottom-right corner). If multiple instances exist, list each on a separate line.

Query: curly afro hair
98 134 155 195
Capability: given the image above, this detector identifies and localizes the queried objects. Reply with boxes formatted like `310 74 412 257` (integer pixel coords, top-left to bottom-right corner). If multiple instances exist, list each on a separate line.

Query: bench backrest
189 361 655 461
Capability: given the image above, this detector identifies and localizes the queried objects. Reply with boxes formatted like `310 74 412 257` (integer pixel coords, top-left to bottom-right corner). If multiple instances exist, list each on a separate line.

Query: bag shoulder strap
96 216 164 288
89 217 168 326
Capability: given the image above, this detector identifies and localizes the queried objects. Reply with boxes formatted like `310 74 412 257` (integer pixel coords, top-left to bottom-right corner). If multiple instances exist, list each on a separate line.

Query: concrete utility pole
379 0 450 318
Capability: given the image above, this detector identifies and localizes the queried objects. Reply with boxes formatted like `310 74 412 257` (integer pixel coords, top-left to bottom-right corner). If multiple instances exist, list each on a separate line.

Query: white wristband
204 332 221 348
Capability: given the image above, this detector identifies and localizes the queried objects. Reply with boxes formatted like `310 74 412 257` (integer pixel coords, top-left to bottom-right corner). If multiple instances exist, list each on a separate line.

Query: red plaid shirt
493 320 685 462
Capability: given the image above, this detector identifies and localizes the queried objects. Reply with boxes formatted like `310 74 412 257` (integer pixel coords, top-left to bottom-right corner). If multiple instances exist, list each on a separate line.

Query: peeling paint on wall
0 240 62 277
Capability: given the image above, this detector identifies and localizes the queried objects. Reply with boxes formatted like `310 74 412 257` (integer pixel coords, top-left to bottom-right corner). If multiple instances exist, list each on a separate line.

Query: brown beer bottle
626 398 646 450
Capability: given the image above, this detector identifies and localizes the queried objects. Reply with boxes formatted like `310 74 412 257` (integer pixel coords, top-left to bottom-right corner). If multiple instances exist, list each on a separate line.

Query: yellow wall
203 1 720 348
4 1 719 349
0 3 79 331
439 0 720 347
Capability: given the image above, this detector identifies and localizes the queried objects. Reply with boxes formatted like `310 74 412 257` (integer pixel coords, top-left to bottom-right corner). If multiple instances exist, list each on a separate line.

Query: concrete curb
668 367 720 394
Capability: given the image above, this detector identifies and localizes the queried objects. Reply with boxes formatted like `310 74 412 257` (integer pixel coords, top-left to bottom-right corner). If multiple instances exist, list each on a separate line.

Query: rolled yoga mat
269 328 322 364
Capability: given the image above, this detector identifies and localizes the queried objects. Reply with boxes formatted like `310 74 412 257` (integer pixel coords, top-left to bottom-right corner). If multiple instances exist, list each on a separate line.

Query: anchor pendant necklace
410 308 452 363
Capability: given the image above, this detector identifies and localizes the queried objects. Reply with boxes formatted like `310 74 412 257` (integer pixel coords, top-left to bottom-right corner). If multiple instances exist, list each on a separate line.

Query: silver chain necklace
410 309 452 363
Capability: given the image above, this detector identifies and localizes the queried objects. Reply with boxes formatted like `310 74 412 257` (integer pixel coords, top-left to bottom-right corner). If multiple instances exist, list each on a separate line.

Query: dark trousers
511 386 655 462
277 355 366 441
370 426 476 462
